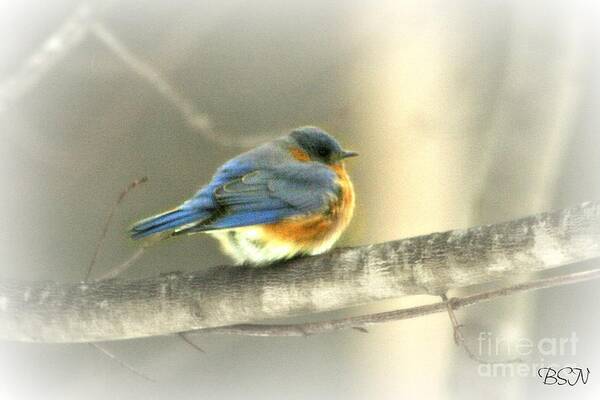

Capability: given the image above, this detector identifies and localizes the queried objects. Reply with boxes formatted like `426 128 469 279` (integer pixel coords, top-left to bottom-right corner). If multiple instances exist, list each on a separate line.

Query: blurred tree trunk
348 1 513 397
466 1 587 398
349 0 589 397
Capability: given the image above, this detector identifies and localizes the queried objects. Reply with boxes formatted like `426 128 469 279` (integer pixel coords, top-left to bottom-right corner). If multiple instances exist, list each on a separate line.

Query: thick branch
0 201 599 343
189 268 600 337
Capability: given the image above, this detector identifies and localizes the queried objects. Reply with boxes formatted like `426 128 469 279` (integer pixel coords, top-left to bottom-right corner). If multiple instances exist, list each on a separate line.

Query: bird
129 126 357 266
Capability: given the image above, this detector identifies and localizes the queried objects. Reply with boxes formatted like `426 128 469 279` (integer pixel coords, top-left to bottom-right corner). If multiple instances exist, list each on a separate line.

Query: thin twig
89 22 279 148
0 1 114 112
84 177 152 381
87 177 204 359
85 176 147 281
0 3 91 111
177 333 205 353
89 343 155 382
440 293 522 364
187 268 600 337
95 247 146 281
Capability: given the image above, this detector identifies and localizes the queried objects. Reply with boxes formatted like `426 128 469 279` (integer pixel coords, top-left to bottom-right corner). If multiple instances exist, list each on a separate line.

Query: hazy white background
0 0 599 398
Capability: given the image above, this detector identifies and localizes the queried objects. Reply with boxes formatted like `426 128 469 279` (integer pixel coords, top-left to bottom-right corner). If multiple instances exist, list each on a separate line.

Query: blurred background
0 0 599 398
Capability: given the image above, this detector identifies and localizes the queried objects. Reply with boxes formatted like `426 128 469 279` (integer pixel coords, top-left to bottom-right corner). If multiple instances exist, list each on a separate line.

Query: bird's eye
317 146 330 158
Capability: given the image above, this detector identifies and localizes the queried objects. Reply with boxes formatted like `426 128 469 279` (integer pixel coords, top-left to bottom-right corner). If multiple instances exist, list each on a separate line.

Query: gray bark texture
1 201 599 343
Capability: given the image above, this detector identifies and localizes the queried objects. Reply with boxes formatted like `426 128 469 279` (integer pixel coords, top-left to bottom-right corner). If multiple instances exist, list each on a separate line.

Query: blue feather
205 209 292 231
129 208 208 239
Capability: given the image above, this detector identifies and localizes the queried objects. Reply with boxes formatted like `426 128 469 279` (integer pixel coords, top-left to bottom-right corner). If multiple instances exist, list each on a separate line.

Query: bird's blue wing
130 156 338 238
188 162 338 231
181 157 255 211
130 158 254 239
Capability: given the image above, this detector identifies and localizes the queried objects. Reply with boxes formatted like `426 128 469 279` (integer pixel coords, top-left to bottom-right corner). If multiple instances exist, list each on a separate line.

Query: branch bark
1 201 599 343
187 268 600 337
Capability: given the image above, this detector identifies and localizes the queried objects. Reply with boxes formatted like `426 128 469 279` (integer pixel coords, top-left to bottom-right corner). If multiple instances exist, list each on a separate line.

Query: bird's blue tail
129 207 205 240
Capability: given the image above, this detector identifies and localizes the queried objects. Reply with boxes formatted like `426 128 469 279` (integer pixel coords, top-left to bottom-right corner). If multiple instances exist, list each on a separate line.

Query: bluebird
129 126 357 265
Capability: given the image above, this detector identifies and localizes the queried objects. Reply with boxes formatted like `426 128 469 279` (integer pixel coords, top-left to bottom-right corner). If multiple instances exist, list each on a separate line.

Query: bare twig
89 22 280 148
0 3 91 111
85 176 204 362
84 175 204 377
84 176 154 381
440 293 522 364
189 268 600 337
0 5 290 148
0 2 113 112
1 201 599 343
90 343 155 382
177 333 205 353
94 248 146 281
85 177 147 281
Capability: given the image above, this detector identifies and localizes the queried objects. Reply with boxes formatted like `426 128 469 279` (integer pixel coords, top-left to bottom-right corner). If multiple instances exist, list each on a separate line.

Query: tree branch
187 268 600 337
0 201 599 343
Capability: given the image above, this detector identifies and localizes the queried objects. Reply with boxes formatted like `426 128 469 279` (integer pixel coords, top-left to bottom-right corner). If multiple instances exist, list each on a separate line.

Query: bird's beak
341 150 359 159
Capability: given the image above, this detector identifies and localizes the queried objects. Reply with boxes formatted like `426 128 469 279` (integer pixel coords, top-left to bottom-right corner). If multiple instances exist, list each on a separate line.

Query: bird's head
289 126 358 165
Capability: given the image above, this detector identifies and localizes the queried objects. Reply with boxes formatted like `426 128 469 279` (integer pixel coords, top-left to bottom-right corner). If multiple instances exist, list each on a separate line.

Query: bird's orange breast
261 162 355 250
